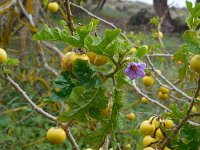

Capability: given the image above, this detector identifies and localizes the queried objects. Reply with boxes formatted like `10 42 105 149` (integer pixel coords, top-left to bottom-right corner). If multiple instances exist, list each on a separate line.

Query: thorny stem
160 76 200 150
5 75 80 150
64 0 75 35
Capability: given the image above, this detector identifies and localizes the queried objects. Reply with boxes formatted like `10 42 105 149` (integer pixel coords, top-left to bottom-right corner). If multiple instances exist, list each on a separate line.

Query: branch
42 42 63 60
131 80 170 112
64 127 80 150
160 76 200 149
0 0 17 13
64 0 75 35
6 75 57 121
69 2 133 44
145 55 193 102
17 0 35 26
5 75 80 149
37 42 59 76
147 54 173 57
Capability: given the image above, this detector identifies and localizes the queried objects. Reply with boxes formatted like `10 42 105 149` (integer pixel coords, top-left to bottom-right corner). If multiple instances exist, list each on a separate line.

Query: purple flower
124 62 146 80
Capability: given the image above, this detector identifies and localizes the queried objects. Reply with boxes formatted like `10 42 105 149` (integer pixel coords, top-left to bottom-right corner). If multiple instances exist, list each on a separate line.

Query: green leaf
186 1 200 29
33 19 99 47
45 71 75 102
135 45 148 58
58 87 108 122
72 59 100 88
183 31 200 54
85 29 121 57
5 58 19 66
163 103 189 123
83 88 123 149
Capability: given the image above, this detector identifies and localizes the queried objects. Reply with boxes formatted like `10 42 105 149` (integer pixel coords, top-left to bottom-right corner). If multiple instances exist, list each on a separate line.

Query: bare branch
6 75 57 121
69 2 132 44
42 42 64 60
37 42 59 76
17 0 35 26
64 127 80 150
132 80 170 112
160 76 200 149
145 55 193 102
63 0 75 35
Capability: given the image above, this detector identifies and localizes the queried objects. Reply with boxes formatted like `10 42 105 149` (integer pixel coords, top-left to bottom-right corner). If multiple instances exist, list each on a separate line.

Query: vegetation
0 0 200 150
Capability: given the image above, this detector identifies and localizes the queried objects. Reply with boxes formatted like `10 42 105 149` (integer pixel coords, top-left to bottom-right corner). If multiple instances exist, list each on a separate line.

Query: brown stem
160 76 200 149
63 0 75 35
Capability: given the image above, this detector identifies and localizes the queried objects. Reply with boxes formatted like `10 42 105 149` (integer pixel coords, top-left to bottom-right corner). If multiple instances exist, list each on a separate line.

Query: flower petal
129 72 137 80
136 62 146 70
136 69 145 78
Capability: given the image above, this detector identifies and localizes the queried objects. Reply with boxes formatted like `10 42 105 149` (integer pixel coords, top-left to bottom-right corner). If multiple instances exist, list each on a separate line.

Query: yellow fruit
85 148 93 150
48 2 59 13
143 147 155 150
158 92 168 100
158 31 163 39
129 47 137 54
142 76 155 86
176 61 182 65
61 52 89 72
163 119 174 129
143 135 157 147
127 112 136 121
164 147 171 150
190 55 200 73
141 97 149 104
155 128 165 140
149 116 160 127
46 127 66 144
159 86 170 94
87 52 108 66
0 48 7 64
125 143 131 149
192 106 198 113
140 120 155 135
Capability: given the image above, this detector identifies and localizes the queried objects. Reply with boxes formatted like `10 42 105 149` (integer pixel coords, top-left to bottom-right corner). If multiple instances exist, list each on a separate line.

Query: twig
0 0 17 13
6 75 57 121
131 80 170 112
69 2 133 44
160 76 200 149
64 0 75 35
42 42 63 60
147 54 173 57
37 42 59 76
5 75 80 149
17 0 35 26
190 112 200 117
145 55 193 102
64 127 80 150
